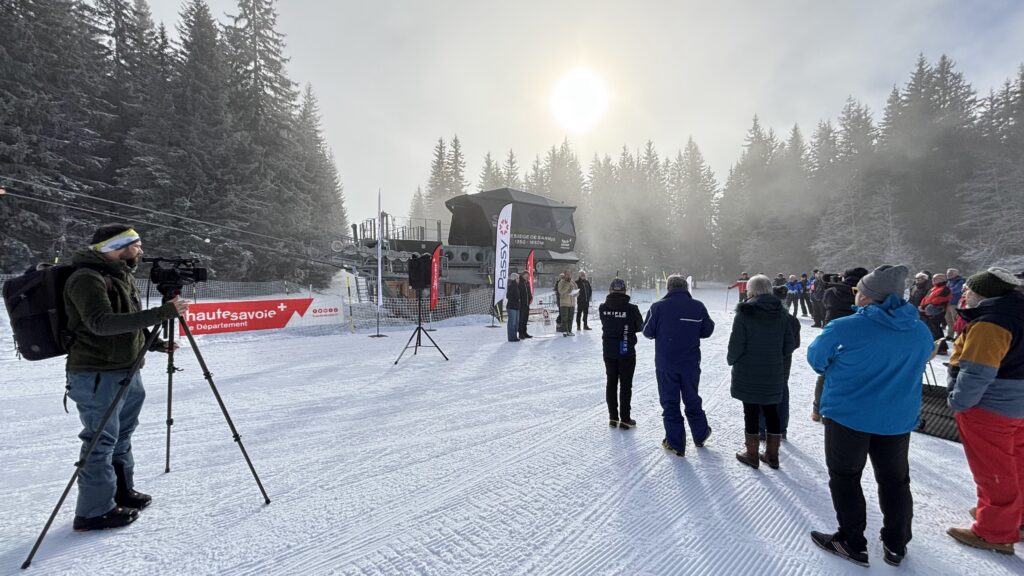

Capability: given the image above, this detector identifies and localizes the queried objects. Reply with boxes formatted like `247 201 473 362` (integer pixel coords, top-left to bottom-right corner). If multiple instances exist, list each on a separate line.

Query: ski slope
1 285 1021 575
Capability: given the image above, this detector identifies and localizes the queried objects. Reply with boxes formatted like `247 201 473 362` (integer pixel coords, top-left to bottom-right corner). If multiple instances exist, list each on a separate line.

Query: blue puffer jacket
785 280 803 294
807 294 934 435
947 276 966 304
643 289 714 373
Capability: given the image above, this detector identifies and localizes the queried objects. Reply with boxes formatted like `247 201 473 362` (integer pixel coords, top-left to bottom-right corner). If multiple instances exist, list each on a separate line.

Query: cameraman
64 224 188 531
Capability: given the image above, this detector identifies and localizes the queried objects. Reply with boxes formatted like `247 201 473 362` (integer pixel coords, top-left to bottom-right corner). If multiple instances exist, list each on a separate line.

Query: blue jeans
67 370 146 518
507 309 520 341
656 368 709 453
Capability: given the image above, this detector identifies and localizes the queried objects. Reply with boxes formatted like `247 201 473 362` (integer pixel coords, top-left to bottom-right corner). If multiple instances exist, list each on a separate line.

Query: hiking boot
114 462 151 510
619 418 636 429
116 488 152 510
759 433 782 469
73 506 139 532
968 507 1024 539
583 325 592 330
811 531 869 567
661 438 684 457
881 541 905 567
694 426 712 448
736 433 760 469
609 418 619 428
947 527 1015 555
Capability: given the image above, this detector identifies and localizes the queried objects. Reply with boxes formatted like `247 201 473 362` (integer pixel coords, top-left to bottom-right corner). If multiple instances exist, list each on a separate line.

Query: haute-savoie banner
181 298 340 335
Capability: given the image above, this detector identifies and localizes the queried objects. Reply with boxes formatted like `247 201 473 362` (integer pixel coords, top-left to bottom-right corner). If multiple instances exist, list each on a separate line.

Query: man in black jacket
600 278 644 428
810 270 828 328
518 270 532 339
576 271 594 331
505 271 521 342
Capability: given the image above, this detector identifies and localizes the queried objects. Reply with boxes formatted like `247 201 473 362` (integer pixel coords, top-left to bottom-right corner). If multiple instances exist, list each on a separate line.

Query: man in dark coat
643 275 715 456
810 269 828 328
505 271 521 342
64 224 188 531
908 272 931 309
518 270 532 339
575 271 593 331
728 276 797 469
599 278 644 428
823 267 868 326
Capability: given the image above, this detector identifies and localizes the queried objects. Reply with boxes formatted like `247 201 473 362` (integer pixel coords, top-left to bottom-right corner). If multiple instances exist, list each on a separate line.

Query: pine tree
224 0 307 280
0 0 112 270
409 186 427 220
425 137 448 221
502 149 522 189
447 134 468 198
477 152 504 192
296 84 348 285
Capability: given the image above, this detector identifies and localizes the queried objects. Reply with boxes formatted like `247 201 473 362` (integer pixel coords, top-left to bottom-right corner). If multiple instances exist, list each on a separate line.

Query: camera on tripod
143 257 209 296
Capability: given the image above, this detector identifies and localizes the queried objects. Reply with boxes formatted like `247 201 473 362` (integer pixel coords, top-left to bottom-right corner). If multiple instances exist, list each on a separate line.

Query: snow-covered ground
1 285 1021 575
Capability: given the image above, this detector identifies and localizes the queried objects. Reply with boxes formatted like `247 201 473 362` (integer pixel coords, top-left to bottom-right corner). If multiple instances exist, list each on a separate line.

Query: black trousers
604 357 635 420
824 418 913 554
518 304 530 336
811 300 825 326
743 402 779 435
576 303 589 329
798 293 810 315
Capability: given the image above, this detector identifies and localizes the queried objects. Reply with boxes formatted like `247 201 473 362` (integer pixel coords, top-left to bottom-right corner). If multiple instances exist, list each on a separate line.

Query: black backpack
2 263 109 360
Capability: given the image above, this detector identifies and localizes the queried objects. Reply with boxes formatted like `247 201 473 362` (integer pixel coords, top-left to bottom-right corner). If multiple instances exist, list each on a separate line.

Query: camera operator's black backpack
2 263 110 360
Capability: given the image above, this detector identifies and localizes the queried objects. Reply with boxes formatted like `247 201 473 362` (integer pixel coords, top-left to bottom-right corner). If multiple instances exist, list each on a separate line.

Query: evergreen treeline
433 55 1023 284
0 0 348 285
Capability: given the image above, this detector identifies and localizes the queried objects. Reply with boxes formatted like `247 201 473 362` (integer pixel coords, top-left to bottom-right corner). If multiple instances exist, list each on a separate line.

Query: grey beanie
857 264 909 302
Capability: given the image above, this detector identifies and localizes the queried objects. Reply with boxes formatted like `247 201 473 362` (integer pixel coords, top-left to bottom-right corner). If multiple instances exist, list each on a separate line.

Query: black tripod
394 290 448 364
22 288 270 570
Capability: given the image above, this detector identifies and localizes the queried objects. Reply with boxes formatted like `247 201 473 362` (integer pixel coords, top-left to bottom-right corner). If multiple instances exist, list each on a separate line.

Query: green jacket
727 295 798 404
64 249 176 372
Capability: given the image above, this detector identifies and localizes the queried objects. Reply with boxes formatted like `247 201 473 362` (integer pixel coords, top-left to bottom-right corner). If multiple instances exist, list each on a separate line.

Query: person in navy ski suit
643 275 715 456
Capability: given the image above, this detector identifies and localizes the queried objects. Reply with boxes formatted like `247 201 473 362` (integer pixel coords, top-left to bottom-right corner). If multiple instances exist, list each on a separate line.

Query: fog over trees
0 0 348 284
431 56 1024 283
3 2 1022 287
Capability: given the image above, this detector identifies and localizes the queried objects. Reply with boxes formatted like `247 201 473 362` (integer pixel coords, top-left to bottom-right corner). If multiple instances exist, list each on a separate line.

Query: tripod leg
394 326 419 364
177 318 271 504
420 327 450 361
22 328 161 569
165 318 175 473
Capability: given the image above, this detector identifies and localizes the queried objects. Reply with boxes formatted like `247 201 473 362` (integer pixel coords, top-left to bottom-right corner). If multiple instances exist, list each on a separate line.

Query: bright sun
550 67 609 134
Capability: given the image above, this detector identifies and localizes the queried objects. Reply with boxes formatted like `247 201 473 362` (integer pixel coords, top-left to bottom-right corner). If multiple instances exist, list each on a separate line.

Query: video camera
821 273 843 284
143 257 208 297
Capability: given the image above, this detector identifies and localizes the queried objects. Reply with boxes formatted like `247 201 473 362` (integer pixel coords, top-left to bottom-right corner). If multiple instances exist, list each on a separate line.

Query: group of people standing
595 264 1024 566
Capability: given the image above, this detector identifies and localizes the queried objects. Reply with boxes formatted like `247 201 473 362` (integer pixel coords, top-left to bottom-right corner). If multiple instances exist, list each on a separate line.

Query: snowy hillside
0 286 1020 575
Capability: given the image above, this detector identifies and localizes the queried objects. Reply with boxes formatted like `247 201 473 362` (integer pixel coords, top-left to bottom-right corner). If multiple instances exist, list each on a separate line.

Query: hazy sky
148 0 1024 222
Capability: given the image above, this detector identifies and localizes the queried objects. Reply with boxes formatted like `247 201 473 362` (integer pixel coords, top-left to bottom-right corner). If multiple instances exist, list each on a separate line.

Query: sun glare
550 67 609 134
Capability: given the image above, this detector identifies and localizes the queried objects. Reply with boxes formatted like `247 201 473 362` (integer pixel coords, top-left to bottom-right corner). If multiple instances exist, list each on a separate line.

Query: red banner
430 245 442 311
182 298 314 335
526 249 535 295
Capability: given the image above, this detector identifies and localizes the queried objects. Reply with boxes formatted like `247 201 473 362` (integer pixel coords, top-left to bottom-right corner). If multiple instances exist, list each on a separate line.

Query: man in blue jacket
643 275 714 456
945 268 965 340
807 265 934 567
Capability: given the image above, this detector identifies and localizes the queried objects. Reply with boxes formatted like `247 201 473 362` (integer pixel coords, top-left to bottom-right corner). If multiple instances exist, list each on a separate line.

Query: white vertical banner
493 203 513 306
377 189 383 307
